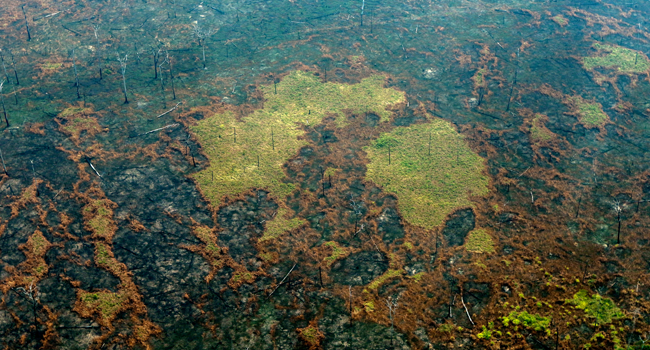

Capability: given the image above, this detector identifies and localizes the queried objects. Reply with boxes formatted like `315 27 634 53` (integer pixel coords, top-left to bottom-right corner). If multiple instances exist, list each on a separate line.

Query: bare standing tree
193 23 216 69
611 198 627 245
385 296 399 345
91 24 103 80
71 49 81 99
158 51 169 94
14 282 40 326
167 50 176 100
0 79 9 127
116 53 129 104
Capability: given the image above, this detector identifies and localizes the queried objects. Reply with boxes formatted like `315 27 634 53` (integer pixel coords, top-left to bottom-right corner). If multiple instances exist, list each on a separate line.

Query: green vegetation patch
41 62 63 70
192 225 220 256
567 290 624 325
583 43 650 73
230 271 255 285
29 230 50 256
465 228 496 253
363 300 375 312
472 67 487 87
62 117 100 135
80 291 127 320
59 107 91 118
259 207 305 242
552 15 568 26
364 120 488 229
299 323 323 347
84 199 115 239
502 310 551 333
530 114 555 142
323 241 347 267
191 71 403 238
365 269 403 291
568 96 609 127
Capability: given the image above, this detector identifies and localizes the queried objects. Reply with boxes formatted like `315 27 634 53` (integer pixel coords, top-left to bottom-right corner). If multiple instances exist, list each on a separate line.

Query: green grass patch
363 300 375 312
567 290 624 325
530 114 554 141
299 324 321 346
552 15 568 26
323 241 347 267
30 230 50 256
365 269 403 291
80 291 127 320
365 120 488 229
41 62 63 70
465 229 495 253
409 272 425 283
59 107 91 118
231 271 255 284
260 207 305 242
502 310 551 333
570 97 608 127
191 70 404 209
583 43 650 73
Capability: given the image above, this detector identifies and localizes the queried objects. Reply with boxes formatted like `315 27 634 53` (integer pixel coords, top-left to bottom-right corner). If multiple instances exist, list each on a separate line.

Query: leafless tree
116 53 129 104
193 23 216 69
385 296 399 344
0 79 9 127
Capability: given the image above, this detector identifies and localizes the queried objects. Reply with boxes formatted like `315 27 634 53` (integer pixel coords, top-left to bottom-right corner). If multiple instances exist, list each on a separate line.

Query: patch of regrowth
33 261 48 277
364 120 488 230
438 323 454 333
478 322 499 340
40 62 63 70
83 199 116 239
192 225 220 257
259 207 305 242
403 241 414 250
472 67 487 87
502 310 551 334
57 107 103 144
79 291 127 322
229 271 255 287
530 114 555 142
323 167 338 177
29 230 51 257
94 242 125 278
552 14 568 26
409 272 425 283
465 229 496 253
190 70 404 213
59 106 90 118
567 290 624 326
583 43 650 73
298 321 324 348
363 300 375 313
323 241 348 267
365 269 403 291
568 96 608 127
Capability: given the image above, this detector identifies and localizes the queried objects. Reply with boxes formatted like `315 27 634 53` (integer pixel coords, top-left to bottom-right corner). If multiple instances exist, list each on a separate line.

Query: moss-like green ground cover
365 269 403 291
552 14 568 26
465 228 496 253
570 97 609 127
530 114 555 142
323 241 347 267
364 120 488 229
502 310 551 334
583 43 650 73
567 290 624 326
259 207 305 242
191 70 403 238
80 291 127 321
